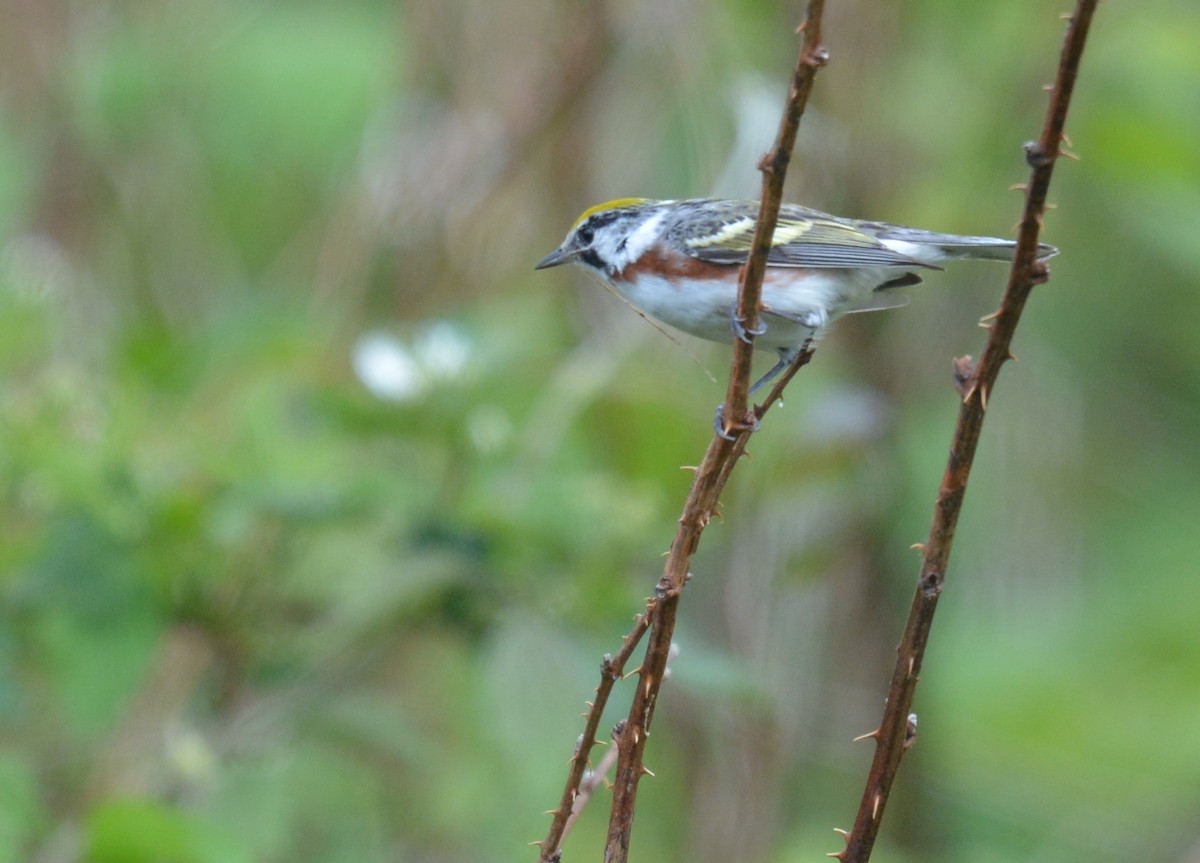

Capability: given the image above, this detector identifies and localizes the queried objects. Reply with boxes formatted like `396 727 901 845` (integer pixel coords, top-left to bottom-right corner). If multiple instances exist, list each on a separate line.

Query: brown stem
723 2 830 436
536 612 652 862
601 4 829 863
836 4 1098 861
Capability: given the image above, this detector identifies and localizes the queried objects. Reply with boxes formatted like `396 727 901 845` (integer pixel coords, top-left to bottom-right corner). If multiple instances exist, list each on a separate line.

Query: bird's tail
867 223 1058 263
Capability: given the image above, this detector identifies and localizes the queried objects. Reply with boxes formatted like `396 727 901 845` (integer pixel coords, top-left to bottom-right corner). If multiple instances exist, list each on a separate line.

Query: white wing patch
686 216 756 249
771 220 814 244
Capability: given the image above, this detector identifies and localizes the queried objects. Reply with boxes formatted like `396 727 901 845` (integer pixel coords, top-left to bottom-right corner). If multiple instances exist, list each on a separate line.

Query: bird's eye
577 224 595 245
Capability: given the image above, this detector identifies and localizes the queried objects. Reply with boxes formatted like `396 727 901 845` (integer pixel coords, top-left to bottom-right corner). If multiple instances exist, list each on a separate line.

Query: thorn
826 853 846 860
1060 148 1080 161
1008 182 1028 192
680 465 698 473
543 809 558 816
641 765 656 777
530 840 544 847
980 383 990 412
1006 348 1019 363
961 381 978 405
910 542 926 553
1045 202 1058 210
852 728 881 743
833 828 851 840
623 665 643 680
908 656 916 677
1042 84 1053 91
1061 130 1074 148
979 309 1000 324
872 792 882 820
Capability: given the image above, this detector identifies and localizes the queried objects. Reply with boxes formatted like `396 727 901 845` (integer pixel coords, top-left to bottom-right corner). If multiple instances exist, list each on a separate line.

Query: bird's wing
683 206 937 270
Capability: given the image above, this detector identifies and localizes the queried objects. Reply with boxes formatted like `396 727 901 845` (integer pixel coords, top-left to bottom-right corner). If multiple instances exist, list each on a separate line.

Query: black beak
534 248 572 270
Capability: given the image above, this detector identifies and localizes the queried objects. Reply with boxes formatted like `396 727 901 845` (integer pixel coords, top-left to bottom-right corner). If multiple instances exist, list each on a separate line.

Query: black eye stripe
579 249 604 270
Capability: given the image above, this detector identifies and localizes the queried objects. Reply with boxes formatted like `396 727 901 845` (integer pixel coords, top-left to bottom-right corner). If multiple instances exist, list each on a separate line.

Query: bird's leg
748 349 797 396
712 347 799 439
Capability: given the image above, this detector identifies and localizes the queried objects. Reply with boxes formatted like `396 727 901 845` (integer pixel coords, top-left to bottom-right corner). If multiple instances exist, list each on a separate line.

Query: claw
730 308 767 344
714 404 737 440
713 403 759 440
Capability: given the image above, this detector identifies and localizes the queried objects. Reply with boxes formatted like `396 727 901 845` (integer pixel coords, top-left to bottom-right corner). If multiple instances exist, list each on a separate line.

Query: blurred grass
1 1 1199 862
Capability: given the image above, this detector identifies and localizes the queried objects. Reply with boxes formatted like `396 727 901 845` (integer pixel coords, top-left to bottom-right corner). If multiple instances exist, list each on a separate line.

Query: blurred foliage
1 1 1198 862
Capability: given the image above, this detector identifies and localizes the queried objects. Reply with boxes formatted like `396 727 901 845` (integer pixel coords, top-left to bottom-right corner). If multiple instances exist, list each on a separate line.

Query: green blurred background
1 1 1198 861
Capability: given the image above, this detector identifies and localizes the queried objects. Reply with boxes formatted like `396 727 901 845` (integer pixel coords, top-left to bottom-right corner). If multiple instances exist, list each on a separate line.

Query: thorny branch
834 4 1098 862
535 3 828 862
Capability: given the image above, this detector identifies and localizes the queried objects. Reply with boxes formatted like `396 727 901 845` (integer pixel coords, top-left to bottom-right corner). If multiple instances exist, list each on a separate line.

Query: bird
536 197 1057 393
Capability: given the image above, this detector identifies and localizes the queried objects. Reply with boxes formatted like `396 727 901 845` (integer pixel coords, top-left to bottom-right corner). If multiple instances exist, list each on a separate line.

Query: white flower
353 331 426 402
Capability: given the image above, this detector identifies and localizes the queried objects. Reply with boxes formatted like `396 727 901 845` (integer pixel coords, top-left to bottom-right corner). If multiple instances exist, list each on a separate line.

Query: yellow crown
571 198 649 228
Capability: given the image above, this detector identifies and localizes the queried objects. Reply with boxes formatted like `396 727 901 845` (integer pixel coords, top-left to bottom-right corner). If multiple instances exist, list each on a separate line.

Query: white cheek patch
619 211 668 266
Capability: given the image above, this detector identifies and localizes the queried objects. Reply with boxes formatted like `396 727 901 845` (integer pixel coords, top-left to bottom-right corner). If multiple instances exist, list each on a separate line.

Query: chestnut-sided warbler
536 197 1057 391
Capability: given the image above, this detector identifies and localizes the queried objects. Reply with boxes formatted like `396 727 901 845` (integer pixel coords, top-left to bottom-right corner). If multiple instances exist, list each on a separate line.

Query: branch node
1023 140 1055 168
611 719 627 741
952 355 976 396
919 568 944 598
601 653 618 678
903 713 919 750
804 45 831 69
